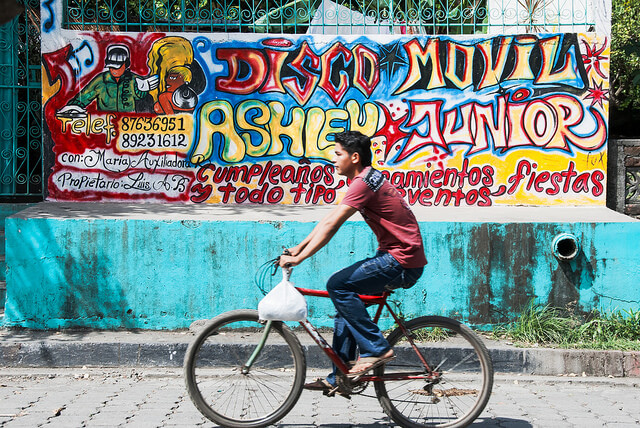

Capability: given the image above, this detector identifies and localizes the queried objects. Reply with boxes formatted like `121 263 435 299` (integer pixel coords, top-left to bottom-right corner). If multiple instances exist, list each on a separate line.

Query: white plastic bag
258 269 308 321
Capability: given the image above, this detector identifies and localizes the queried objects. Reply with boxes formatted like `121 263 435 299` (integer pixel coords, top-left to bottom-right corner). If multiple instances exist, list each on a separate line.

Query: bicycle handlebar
275 246 294 271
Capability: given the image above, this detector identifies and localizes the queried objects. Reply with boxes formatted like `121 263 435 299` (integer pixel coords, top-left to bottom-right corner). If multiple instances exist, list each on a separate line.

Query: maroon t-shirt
341 167 427 268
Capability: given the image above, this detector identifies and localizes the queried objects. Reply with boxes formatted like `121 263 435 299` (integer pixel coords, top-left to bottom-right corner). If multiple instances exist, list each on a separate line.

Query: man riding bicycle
278 130 427 392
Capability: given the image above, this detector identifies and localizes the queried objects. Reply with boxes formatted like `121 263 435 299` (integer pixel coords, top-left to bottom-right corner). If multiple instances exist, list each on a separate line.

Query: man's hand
136 75 159 92
278 254 300 268
286 245 303 257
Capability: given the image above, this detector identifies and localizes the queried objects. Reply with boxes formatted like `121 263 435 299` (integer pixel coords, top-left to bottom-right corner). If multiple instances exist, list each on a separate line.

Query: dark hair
334 131 372 167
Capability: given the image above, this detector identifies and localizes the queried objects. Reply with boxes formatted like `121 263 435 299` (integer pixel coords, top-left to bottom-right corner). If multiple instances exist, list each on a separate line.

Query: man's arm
286 209 334 256
279 204 357 267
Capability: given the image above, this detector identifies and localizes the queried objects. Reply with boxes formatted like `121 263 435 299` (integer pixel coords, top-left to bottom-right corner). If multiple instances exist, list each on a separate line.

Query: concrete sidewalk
1 327 639 377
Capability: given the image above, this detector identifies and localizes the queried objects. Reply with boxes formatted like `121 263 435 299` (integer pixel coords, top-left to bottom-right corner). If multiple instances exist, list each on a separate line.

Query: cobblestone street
0 368 638 427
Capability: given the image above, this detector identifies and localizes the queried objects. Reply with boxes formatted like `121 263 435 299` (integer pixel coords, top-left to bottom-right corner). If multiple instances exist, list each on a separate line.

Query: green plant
611 0 640 111
493 301 640 351
412 326 452 341
571 308 640 350
493 301 578 345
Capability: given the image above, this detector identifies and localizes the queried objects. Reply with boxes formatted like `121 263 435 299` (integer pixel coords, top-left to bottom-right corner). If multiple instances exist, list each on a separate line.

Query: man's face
109 63 126 78
333 143 358 177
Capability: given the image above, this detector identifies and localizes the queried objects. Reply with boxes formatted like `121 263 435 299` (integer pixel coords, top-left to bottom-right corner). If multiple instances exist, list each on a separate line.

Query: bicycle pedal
323 387 351 400
324 386 339 397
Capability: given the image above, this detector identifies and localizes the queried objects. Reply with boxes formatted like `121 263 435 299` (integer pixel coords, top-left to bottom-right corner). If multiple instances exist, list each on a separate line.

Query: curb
1 335 639 377
490 346 640 377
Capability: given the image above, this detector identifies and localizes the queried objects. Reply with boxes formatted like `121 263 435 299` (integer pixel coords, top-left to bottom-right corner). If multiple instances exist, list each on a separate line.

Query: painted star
374 102 409 162
379 42 408 77
584 79 609 108
581 38 608 80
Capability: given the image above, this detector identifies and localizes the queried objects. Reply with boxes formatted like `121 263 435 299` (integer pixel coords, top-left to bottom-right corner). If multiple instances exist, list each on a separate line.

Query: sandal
303 378 334 392
348 351 395 378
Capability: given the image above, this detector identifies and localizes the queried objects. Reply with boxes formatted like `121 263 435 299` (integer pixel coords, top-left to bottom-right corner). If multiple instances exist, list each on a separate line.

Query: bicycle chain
335 374 369 396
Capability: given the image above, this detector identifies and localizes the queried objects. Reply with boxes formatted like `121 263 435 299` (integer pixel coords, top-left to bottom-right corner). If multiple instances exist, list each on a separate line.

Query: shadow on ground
277 418 532 427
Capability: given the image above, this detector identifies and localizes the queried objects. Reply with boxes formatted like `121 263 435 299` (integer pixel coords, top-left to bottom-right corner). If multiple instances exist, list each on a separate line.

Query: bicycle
184 265 494 428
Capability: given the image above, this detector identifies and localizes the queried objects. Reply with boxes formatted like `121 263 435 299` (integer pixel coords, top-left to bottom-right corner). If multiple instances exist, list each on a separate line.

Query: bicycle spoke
375 316 493 427
185 310 305 427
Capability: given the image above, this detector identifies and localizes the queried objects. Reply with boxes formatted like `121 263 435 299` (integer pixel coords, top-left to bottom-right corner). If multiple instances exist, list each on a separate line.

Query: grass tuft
492 302 640 351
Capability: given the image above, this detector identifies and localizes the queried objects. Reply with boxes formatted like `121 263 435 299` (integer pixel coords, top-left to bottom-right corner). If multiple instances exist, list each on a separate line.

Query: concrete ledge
11 201 639 222
623 352 640 376
522 348 633 377
0 330 638 377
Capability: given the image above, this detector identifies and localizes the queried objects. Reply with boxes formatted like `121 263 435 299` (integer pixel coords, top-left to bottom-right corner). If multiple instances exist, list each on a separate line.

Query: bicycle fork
242 320 273 374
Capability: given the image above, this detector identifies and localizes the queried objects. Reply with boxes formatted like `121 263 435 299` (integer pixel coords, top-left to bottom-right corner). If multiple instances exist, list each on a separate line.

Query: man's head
333 131 372 167
105 44 131 74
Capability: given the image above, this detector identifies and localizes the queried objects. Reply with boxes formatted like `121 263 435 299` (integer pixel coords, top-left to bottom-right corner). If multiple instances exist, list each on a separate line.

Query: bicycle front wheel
184 309 306 428
375 316 493 428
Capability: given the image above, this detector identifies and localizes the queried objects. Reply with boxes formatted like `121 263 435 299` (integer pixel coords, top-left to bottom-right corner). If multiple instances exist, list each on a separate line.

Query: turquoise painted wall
4 205 640 329
0 204 34 312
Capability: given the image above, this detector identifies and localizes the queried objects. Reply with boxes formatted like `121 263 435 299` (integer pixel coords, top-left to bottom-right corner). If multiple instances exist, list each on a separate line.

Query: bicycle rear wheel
184 309 306 428
375 316 493 428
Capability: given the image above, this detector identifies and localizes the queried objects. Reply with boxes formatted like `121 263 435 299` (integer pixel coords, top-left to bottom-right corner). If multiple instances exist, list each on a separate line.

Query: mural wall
41 11 610 206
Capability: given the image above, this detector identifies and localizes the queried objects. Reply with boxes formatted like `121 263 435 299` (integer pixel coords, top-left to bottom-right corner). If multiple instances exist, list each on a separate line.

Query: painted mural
41 19 610 206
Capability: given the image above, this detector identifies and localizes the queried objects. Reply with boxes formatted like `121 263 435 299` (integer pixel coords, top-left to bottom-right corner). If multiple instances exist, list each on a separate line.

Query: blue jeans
325 251 423 386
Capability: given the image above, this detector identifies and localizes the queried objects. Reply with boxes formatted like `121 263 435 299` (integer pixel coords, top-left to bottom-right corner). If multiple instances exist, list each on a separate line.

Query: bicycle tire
184 309 306 428
374 316 494 428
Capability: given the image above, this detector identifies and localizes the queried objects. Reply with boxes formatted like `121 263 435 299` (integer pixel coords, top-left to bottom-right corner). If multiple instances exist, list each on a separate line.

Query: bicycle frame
188 282 493 428
292 286 440 383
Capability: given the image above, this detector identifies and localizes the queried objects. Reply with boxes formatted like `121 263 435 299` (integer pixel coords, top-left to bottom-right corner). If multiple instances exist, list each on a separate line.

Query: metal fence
62 0 595 34
0 0 42 201
0 0 597 201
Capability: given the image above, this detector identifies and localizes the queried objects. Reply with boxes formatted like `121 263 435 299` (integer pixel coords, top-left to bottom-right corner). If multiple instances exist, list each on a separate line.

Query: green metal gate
0 0 42 201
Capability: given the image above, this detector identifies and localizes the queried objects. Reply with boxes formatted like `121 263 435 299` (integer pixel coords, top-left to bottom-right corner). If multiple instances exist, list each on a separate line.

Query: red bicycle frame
294 287 439 382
